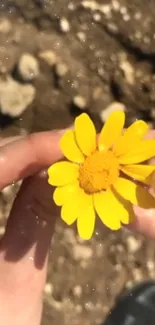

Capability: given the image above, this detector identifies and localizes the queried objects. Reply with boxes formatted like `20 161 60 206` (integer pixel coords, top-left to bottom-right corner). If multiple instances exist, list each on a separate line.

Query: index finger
0 131 63 190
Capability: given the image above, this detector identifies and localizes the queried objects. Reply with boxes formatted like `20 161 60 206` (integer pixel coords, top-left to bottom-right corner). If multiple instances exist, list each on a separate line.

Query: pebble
0 227 5 235
44 283 53 295
2 185 14 201
73 244 93 260
73 285 82 298
75 305 82 313
55 62 68 77
77 32 86 42
147 260 155 271
60 17 70 33
18 53 40 81
125 280 133 289
100 101 125 122
93 13 101 22
39 50 57 66
133 268 143 282
73 95 87 109
126 236 141 253
0 18 12 33
63 228 76 244
120 59 135 84
0 76 36 117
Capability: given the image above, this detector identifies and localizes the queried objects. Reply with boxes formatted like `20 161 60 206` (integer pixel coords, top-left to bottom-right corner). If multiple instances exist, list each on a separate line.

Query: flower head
48 111 155 240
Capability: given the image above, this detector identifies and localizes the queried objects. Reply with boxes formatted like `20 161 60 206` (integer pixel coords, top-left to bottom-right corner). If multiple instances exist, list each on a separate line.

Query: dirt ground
0 1 155 325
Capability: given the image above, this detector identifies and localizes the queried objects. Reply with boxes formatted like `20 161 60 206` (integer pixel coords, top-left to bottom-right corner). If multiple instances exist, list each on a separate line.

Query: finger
0 172 58 325
0 131 63 190
127 206 155 239
145 130 155 139
0 135 23 147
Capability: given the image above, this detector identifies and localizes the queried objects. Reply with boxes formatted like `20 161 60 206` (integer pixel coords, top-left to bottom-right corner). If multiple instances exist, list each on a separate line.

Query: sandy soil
0 1 155 325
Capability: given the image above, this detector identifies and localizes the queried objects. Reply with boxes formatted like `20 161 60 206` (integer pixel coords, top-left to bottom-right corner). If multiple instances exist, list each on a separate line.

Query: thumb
0 172 57 325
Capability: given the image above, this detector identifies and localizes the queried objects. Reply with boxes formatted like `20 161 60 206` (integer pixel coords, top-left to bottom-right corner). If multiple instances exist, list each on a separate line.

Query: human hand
0 131 63 325
0 129 154 325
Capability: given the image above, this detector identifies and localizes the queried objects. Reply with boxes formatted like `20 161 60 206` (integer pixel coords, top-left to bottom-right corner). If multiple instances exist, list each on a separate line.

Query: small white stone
18 53 39 81
0 76 36 117
123 14 130 21
100 5 111 15
100 102 125 122
2 185 13 199
147 260 155 271
77 32 86 42
60 17 70 33
133 268 143 282
73 95 87 109
76 305 82 313
63 228 76 244
0 19 12 33
73 285 82 297
112 0 120 11
126 281 133 289
55 62 68 76
0 227 5 235
44 283 53 295
82 0 98 11
93 13 101 22
85 301 94 311
39 50 57 66
73 244 93 260
120 6 127 14
126 236 141 253
68 2 75 10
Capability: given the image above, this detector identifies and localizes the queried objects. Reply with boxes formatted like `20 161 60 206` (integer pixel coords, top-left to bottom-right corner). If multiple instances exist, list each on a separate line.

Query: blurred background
0 1 155 324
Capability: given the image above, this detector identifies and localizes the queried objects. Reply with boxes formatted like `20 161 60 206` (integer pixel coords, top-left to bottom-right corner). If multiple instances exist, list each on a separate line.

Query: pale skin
0 130 154 325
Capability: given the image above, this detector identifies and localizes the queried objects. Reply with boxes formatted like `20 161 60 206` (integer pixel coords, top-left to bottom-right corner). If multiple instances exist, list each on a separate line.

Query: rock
39 50 57 66
55 62 68 77
133 268 143 282
126 236 141 253
73 285 82 298
44 283 53 295
63 228 76 244
60 17 70 33
73 244 93 260
0 227 5 236
119 57 135 84
77 32 87 42
147 260 155 271
73 95 87 110
100 102 125 122
18 53 40 81
0 76 35 117
0 18 12 33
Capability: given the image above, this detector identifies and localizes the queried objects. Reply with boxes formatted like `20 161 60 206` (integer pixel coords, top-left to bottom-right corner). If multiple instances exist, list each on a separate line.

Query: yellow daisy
48 111 155 240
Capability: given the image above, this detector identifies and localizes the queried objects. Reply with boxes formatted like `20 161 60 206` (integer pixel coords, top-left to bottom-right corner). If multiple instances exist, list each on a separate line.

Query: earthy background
0 1 155 324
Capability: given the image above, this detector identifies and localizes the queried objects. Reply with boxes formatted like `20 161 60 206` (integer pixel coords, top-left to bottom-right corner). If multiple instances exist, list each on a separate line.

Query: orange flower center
79 150 119 194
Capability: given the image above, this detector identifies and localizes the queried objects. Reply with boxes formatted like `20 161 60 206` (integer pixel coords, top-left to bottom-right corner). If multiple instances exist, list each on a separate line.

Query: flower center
79 150 119 194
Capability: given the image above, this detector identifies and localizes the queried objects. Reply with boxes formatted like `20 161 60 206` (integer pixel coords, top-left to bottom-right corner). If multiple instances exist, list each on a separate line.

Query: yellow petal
94 189 132 230
60 130 84 163
48 161 79 186
119 140 155 164
77 192 96 240
61 186 83 225
53 181 79 206
98 111 125 151
114 120 149 156
121 164 155 185
113 177 155 208
75 113 96 156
